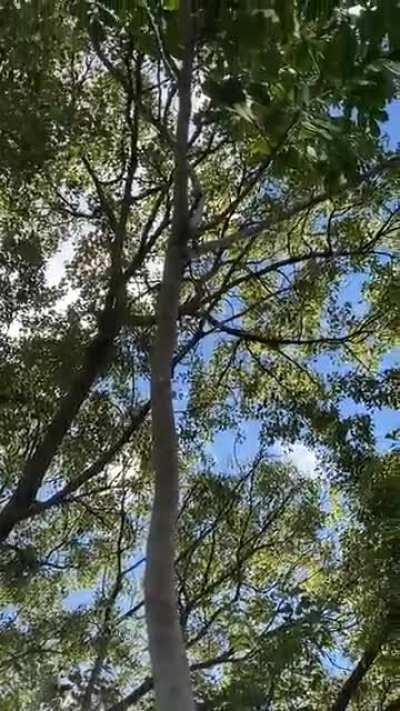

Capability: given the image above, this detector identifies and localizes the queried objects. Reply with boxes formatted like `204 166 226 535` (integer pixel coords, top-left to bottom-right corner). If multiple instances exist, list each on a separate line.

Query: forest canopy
0 1 399 709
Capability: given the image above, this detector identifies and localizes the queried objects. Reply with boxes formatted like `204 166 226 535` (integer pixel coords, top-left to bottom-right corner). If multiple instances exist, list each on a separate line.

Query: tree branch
81 496 127 710
193 155 400 256
106 650 236 711
207 314 377 350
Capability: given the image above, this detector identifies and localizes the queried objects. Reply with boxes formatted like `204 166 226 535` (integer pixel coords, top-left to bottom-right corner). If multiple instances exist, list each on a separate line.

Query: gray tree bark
144 2 195 709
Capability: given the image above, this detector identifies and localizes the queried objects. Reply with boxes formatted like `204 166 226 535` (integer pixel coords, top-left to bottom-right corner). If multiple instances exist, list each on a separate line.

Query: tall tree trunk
144 2 195 710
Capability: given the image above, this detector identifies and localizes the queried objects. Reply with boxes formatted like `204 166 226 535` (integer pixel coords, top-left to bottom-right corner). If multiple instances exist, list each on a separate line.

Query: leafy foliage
0 0 398 708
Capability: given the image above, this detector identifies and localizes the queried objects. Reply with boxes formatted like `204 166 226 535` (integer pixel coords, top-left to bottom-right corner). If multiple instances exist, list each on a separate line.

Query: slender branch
144 0 178 80
208 245 372 301
81 497 126 710
119 51 143 231
194 191 331 256
82 156 120 234
193 156 400 256
207 314 378 350
108 609 323 710
31 403 150 516
88 20 128 89
106 650 236 711
199 110 300 237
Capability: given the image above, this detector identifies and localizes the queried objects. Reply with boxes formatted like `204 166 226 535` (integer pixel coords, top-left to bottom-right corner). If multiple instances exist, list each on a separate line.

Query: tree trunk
331 641 382 711
144 2 195 710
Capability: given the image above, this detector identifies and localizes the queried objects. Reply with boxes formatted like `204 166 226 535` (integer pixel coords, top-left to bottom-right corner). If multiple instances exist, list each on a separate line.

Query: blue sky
386 99 400 148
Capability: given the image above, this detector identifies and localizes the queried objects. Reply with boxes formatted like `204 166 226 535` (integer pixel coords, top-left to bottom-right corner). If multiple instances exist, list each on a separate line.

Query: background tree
0 0 399 709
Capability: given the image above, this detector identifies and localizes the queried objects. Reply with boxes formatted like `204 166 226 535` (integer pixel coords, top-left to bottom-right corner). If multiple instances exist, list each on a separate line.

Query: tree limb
207 314 377 350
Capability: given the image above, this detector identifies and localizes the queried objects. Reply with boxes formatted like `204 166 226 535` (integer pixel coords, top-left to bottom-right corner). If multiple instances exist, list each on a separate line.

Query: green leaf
163 0 179 10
